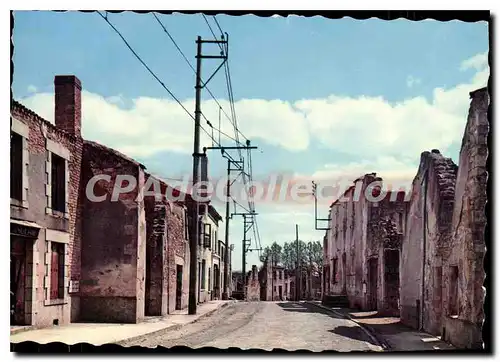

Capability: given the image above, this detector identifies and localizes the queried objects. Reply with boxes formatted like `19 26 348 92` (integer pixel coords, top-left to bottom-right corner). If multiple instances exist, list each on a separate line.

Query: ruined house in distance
323 174 407 316
400 87 488 349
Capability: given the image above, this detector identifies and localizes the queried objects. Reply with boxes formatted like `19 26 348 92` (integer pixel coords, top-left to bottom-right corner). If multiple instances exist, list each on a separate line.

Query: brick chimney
54 75 82 137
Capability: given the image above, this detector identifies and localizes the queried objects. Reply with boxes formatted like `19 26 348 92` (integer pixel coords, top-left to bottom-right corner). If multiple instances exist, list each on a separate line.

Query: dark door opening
176 265 183 310
11 237 27 326
384 249 400 316
368 257 378 311
342 253 347 294
279 285 283 300
145 234 162 316
213 264 220 300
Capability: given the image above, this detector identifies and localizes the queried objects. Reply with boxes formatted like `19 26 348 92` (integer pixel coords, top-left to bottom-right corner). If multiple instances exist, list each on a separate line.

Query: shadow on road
276 302 343 319
328 325 374 344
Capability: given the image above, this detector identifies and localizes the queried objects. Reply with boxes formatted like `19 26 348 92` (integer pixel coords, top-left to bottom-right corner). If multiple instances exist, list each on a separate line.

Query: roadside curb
117 301 233 346
10 326 36 336
304 301 391 351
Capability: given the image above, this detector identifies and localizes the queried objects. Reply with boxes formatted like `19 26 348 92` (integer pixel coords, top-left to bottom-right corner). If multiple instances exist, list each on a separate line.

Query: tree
259 246 271 263
259 242 282 266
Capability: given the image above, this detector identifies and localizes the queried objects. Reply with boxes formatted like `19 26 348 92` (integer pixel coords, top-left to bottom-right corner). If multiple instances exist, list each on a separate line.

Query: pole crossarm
312 180 331 231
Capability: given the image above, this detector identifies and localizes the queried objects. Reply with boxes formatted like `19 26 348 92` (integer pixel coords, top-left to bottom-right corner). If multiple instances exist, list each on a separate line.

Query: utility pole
223 158 231 300
203 142 257 300
295 224 299 301
232 212 257 301
189 35 227 315
271 253 274 301
312 181 331 231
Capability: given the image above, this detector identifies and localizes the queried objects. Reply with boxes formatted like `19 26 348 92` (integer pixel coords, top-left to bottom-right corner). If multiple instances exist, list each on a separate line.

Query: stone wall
246 265 261 301
400 149 458 333
442 87 488 349
79 141 146 323
11 75 83 328
324 173 406 313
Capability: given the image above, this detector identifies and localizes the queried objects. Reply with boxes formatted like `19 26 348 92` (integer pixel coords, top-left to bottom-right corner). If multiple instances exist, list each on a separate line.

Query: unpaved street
122 301 382 352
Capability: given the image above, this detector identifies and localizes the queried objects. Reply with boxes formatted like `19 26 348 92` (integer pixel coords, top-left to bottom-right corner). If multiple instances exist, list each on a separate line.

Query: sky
12 11 489 270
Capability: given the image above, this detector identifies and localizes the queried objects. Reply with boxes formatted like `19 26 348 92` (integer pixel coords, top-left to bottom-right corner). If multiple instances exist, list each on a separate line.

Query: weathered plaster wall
246 265 261 301
442 88 488 349
79 141 145 323
11 88 82 328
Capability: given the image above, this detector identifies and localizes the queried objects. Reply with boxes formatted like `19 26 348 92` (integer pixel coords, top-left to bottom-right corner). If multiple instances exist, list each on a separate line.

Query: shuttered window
10 132 23 200
51 153 66 213
50 243 65 300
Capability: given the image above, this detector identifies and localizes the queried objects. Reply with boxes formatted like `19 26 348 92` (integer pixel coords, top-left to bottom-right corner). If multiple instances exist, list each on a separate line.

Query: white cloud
406 75 421 88
460 51 488 71
19 51 489 165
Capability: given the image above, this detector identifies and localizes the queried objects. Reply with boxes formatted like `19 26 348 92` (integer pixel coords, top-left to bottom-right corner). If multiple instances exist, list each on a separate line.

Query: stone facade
144 175 191 316
10 75 83 328
198 204 222 303
246 265 261 301
400 149 458 332
259 263 295 301
79 140 147 323
399 87 488 349
323 173 407 316
11 74 227 327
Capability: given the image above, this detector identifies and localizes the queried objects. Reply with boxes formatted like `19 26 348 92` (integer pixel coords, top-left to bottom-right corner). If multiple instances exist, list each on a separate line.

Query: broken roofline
329 173 410 207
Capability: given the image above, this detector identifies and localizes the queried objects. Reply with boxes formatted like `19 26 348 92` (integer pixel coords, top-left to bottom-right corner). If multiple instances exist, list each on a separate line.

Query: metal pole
242 216 247 301
188 36 203 315
296 224 299 301
222 158 231 300
272 253 275 301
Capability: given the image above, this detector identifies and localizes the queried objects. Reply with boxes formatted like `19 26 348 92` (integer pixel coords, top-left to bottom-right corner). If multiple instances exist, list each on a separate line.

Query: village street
120 301 382 352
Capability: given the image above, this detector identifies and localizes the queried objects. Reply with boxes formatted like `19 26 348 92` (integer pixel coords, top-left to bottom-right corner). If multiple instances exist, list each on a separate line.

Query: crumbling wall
246 265 260 301
442 88 488 349
400 150 458 332
79 142 145 323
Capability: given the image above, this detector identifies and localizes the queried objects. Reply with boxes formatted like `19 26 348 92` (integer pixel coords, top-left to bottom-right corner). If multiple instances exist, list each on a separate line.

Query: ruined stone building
258 263 295 301
79 139 147 323
11 74 226 327
297 271 321 301
323 173 407 316
231 271 244 299
400 87 488 349
144 175 191 316
246 265 261 301
400 149 458 333
10 76 83 328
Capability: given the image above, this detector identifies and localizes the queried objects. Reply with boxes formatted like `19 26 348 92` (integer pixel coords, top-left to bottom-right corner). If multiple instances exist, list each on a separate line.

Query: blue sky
12 11 489 269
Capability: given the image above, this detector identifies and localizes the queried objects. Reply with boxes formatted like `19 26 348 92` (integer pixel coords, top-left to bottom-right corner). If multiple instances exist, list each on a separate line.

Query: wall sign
11 223 40 239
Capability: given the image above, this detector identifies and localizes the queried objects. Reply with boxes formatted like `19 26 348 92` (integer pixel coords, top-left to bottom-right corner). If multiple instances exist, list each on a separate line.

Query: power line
153 12 249 144
203 14 263 261
99 11 230 159
218 21 261 256
213 15 224 36
97 11 195 122
152 12 196 74
202 14 224 53
201 112 241 144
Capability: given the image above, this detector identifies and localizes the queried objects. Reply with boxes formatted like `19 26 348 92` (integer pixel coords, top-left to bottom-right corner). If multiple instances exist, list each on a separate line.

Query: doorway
176 265 183 310
11 237 27 326
384 249 400 315
368 257 378 310
279 285 283 300
213 264 220 300
342 253 347 294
